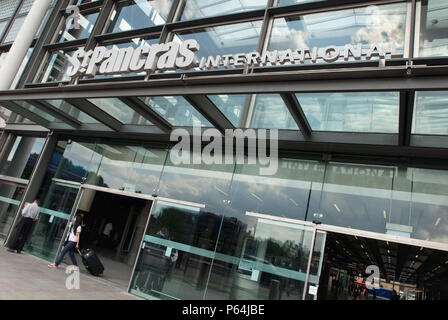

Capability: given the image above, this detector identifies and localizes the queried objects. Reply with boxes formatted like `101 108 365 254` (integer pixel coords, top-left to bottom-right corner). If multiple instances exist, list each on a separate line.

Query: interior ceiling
324 232 448 288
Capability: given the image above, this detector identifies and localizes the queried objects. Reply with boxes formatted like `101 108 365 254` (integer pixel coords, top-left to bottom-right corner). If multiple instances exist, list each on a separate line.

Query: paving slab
0 247 142 300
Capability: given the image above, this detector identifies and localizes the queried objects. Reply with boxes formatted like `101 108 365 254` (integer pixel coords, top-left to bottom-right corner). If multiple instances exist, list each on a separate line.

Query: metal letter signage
65 40 403 79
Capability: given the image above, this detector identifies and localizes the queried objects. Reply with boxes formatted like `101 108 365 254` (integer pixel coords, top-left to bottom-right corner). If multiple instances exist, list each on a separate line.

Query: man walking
7 199 40 254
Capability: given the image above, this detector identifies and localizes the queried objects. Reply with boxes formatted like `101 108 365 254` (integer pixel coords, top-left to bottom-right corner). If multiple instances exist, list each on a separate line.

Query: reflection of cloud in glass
351 5 405 50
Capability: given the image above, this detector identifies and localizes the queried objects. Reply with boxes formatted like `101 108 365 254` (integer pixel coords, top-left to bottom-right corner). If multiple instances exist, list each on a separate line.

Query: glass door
225 214 316 300
24 179 81 261
129 199 218 300
0 183 25 244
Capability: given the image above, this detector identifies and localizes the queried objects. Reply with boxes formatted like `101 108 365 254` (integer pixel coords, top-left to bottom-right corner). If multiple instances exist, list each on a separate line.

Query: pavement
0 247 142 300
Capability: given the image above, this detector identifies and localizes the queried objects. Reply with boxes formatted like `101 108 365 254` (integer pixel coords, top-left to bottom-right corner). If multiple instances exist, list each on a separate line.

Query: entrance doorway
65 189 152 289
317 232 448 300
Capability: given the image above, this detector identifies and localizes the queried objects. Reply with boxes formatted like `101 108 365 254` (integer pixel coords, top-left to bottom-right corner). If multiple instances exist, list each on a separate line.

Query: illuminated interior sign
66 39 403 78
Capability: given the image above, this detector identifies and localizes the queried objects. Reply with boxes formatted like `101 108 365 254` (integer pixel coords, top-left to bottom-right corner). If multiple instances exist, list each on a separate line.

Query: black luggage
77 248 104 276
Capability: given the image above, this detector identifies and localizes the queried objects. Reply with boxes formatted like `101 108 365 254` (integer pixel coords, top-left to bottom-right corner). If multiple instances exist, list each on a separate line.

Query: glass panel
44 100 99 123
404 168 448 243
312 162 396 234
180 0 267 21
10 48 33 89
37 50 77 83
19 0 35 14
412 91 448 135
74 0 99 5
4 16 26 43
87 98 152 125
0 136 45 180
85 143 167 195
205 215 315 300
130 200 221 300
25 182 79 261
208 94 247 127
0 20 8 39
14 101 58 122
53 140 97 183
172 20 263 71
107 0 173 33
269 3 407 65
139 96 212 127
251 94 298 130
158 149 235 205
296 92 400 133
0 0 19 20
419 0 448 57
56 11 99 43
278 0 325 6
0 184 25 243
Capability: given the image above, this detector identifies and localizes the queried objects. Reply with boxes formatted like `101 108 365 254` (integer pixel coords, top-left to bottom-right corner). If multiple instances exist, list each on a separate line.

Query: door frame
52 178 206 291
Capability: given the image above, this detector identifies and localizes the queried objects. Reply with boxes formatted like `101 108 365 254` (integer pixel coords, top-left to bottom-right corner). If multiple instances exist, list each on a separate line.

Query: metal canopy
0 75 448 161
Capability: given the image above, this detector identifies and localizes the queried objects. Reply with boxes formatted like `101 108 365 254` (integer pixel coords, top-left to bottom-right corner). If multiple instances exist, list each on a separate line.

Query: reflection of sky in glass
108 0 173 33
296 92 399 133
45 100 99 123
57 12 98 42
173 20 262 71
251 94 298 130
413 91 448 135
140 96 211 127
269 3 407 63
15 101 57 122
208 94 247 127
54 140 448 245
87 98 152 125
181 0 267 21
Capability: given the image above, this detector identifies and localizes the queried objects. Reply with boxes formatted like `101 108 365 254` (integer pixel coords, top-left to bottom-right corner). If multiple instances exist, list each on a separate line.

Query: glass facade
269 3 407 64
107 0 173 33
37 50 77 83
56 11 99 43
179 0 267 21
87 98 152 125
0 184 25 242
0 136 45 180
419 0 448 57
251 94 299 130
171 20 263 71
296 92 399 133
139 96 212 127
412 91 448 135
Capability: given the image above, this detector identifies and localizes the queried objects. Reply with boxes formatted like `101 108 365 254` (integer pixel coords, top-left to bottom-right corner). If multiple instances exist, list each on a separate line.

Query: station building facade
0 0 448 300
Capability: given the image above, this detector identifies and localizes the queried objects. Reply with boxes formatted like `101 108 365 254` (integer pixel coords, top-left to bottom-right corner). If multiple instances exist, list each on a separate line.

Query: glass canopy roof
2 90 445 148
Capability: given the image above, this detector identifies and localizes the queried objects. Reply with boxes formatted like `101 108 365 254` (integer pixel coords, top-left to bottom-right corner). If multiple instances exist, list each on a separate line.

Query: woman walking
48 213 83 270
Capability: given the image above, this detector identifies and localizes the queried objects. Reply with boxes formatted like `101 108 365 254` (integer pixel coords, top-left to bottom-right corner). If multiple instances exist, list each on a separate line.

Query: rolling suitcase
77 248 104 276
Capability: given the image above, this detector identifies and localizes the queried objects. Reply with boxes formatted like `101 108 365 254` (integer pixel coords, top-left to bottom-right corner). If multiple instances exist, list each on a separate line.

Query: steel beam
4 74 448 101
28 100 81 129
184 95 235 133
119 97 173 133
399 90 415 146
280 93 312 136
0 101 50 128
64 98 122 131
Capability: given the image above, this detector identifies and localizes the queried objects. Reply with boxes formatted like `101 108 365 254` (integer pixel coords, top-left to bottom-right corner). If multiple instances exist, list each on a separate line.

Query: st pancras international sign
66 39 403 78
